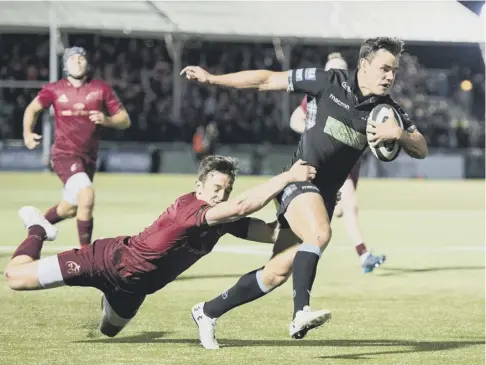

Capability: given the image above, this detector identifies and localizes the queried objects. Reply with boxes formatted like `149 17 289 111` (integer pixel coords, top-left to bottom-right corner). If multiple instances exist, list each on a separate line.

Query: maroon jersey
108 193 250 295
37 78 122 162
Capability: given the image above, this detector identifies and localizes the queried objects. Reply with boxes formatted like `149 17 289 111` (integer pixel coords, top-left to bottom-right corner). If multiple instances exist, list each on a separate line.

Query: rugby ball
367 104 404 162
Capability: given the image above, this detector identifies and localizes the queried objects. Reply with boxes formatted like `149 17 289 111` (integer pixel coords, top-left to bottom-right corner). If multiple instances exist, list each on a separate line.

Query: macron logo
329 94 350 110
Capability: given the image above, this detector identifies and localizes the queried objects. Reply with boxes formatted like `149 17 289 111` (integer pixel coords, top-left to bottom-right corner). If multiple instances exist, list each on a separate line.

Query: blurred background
0 0 484 179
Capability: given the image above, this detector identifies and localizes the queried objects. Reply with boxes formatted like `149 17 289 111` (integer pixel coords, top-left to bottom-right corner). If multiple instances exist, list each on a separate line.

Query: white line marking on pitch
0 244 483 255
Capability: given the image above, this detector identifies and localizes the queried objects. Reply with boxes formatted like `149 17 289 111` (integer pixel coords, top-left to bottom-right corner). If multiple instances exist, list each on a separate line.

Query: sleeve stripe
406 125 417 133
287 70 294 92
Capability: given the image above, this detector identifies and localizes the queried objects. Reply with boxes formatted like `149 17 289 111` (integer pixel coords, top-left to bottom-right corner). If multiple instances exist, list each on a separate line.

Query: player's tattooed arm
389 101 428 159
181 66 288 91
398 128 428 159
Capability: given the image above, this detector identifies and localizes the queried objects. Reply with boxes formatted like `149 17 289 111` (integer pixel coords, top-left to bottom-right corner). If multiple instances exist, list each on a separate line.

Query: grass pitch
0 172 484 365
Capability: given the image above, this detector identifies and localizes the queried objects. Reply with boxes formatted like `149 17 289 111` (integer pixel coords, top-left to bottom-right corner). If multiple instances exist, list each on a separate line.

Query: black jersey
286 68 416 193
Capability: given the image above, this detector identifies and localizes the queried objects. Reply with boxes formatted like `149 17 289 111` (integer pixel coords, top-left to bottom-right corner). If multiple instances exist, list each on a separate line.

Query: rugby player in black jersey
182 37 428 348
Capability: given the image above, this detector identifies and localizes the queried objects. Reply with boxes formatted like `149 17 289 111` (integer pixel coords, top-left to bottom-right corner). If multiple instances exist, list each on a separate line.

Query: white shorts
62 172 92 205
37 255 65 289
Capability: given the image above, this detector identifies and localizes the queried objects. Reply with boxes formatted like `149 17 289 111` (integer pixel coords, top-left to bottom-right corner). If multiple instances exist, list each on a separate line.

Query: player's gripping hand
89 110 108 125
288 159 316 182
366 109 401 147
180 66 211 83
23 132 42 150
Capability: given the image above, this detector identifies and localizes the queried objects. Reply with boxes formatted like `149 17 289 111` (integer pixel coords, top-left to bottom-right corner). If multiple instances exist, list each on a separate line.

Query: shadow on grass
77 331 484 359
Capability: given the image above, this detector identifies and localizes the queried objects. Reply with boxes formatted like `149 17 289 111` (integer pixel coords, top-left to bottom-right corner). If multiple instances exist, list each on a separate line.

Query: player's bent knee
4 268 33 291
4 268 22 290
315 227 332 249
5 279 24 291
100 295 134 337
77 187 95 211
100 322 124 338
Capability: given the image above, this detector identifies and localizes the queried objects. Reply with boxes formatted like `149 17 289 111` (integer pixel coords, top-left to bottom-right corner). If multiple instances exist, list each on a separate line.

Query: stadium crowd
0 33 484 148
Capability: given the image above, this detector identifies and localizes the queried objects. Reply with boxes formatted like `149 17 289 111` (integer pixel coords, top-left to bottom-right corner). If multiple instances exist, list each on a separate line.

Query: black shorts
274 181 337 229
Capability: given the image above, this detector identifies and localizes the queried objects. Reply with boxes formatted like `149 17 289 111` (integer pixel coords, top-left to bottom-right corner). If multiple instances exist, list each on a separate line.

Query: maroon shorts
348 161 361 188
50 154 96 185
57 237 145 318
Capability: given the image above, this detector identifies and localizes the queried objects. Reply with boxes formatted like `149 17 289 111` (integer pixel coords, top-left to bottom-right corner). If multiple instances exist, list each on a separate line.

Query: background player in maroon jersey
22 47 131 248
4 155 317 344
289 53 386 274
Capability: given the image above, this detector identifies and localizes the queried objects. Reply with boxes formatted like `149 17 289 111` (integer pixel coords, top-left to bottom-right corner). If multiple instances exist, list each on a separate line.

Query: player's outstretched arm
180 66 288 91
205 160 316 226
290 105 306 134
23 97 45 150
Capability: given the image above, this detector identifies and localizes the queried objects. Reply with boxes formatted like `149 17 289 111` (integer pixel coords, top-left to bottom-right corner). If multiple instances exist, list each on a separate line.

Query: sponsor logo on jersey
61 110 90 116
73 103 85 110
57 94 69 103
70 163 79 172
341 82 351 92
329 94 350 110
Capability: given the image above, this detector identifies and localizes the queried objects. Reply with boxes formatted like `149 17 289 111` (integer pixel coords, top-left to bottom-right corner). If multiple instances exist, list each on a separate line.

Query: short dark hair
358 37 405 63
197 155 239 185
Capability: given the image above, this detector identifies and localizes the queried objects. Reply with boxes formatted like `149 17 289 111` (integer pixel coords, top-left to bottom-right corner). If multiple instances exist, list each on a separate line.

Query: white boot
289 306 332 339
18 206 57 241
191 302 220 349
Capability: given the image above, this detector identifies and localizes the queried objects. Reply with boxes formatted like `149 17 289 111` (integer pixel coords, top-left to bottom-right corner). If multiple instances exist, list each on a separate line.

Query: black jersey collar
348 69 390 109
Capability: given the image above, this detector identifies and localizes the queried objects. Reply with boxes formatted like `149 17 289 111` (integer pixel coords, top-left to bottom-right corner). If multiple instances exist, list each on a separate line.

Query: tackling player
290 52 385 273
182 37 428 346
22 47 131 248
4 155 316 340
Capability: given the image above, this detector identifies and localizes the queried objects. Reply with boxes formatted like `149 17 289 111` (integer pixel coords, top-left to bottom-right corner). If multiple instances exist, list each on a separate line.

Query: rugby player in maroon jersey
4 155 316 339
22 46 131 248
